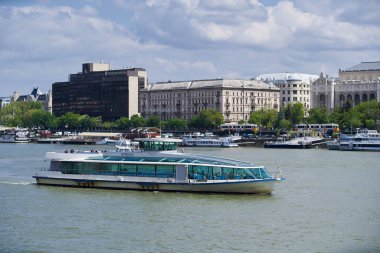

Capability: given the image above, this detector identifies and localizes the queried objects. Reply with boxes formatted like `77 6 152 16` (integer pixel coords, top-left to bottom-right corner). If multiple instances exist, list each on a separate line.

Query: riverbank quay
20 135 330 148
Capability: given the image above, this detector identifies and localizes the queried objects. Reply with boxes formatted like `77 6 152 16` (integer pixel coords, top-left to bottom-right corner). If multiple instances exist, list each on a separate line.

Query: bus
219 123 259 133
295 123 339 134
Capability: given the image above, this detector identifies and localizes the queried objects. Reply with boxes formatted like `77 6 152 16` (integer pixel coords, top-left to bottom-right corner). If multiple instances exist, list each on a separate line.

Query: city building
0 97 11 110
52 63 147 121
256 73 318 115
11 87 52 113
310 73 337 111
139 79 280 122
311 61 380 110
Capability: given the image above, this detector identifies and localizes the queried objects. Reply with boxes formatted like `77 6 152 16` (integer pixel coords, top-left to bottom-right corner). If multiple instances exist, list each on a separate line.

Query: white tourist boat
34 138 283 194
264 137 313 149
95 137 120 145
337 129 380 151
0 128 30 143
182 137 238 148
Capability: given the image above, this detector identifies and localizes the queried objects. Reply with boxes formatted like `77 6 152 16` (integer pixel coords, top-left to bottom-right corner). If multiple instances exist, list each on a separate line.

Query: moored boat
0 128 30 143
337 129 380 151
264 137 312 149
182 137 238 148
34 138 284 194
95 137 119 145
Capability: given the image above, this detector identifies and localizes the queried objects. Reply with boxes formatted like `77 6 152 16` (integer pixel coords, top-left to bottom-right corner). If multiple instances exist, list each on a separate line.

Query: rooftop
342 61 380 72
255 73 319 84
145 79 278 91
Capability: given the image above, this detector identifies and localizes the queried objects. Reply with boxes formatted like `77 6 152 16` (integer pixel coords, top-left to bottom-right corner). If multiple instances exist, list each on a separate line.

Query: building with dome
139 79 280 122
256 73 318 115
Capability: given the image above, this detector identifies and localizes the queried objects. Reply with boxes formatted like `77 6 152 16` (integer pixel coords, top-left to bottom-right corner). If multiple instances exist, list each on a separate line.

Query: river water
0 143 379 253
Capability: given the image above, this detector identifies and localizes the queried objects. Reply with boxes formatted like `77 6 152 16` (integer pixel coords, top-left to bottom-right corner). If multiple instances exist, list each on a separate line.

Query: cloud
113 0 380 52
0 0 379 96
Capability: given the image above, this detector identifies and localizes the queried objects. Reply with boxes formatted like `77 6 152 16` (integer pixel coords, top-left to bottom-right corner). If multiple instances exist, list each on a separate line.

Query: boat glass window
100 163 119 174
137 164 155 177
119 164 137 176
83 162 100 174
156 165 175 178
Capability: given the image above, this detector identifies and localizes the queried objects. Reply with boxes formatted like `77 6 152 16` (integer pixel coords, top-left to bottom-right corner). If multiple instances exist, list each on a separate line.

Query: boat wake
0 180 33 186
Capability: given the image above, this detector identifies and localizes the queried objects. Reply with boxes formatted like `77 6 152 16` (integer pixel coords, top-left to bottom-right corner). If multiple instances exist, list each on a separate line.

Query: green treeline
248 101 380 131
0 101 379 131
0 102 223 131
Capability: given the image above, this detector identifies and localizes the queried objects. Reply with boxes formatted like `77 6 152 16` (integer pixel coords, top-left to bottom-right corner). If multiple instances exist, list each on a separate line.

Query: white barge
34 138 284 194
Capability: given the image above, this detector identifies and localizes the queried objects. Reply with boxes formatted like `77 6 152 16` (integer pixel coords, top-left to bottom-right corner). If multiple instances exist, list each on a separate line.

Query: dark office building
52 63 147 121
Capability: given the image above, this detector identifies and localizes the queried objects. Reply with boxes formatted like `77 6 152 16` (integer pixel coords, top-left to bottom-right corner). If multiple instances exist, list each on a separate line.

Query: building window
293 97 297 101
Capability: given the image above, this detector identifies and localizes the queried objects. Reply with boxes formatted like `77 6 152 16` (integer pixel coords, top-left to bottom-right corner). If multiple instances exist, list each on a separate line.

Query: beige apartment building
139 79 280 122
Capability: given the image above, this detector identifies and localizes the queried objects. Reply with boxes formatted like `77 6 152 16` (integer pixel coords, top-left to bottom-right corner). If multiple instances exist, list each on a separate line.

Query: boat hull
264 143 311 149
34 173 281 194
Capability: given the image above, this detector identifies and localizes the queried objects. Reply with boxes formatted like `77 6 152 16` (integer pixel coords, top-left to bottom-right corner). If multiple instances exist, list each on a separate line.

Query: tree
22 109 56 129
307 107 329 124
364 119 376 129
79 115 101 129
290 102 304 125
248 111 262 125
164 118 188 130
353 100 380 125
146 115 161 128
329 107 344 126
279 119 292 130
0 101 44 127
101 121 115 129
56 112 81 129
115 117 129 129
262 109 277 128
128 114 146 129
189 109 224 129
249 108 277 128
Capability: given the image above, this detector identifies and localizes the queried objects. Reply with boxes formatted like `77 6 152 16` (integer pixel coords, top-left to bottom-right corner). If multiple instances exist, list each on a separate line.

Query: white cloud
0 0 379 96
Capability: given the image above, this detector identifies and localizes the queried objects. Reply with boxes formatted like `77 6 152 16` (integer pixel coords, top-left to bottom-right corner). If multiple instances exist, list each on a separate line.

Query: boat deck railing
269 166 284 179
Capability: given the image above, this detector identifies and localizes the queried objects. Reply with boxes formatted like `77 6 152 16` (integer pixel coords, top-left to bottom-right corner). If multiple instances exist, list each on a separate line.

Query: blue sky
0 0 379 96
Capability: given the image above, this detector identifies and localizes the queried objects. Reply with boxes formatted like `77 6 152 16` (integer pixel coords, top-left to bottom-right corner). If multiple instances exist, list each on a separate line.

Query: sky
0 0 379 96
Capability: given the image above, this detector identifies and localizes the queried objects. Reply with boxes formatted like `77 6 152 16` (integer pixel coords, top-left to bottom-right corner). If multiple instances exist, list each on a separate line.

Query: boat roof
85 156 255 167
79 132 122 137
134 137 182 143
84 153 257 168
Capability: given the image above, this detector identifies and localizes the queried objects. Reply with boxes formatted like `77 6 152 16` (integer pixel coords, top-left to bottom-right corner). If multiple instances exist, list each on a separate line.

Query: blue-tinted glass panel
137 164 155 177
